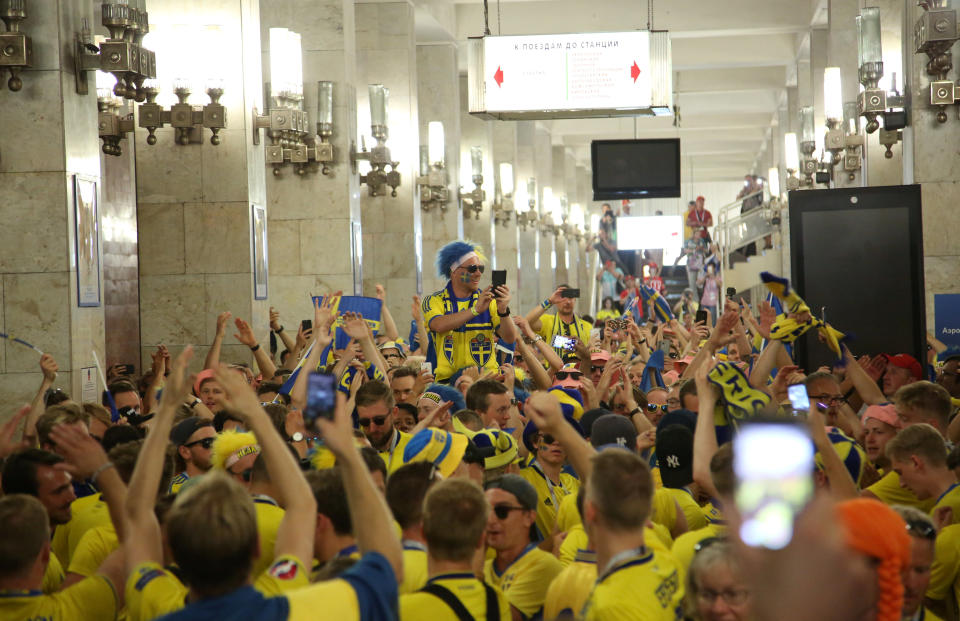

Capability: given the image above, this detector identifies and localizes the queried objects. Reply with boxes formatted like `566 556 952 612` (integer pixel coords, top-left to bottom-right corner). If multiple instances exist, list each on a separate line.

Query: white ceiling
415 0 825 182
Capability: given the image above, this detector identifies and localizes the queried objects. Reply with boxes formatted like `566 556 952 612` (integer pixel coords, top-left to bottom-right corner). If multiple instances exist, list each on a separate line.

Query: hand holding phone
560 288 580 299
787 384 810 412
551 334 577 351
491 270 507 289
305 372 336 423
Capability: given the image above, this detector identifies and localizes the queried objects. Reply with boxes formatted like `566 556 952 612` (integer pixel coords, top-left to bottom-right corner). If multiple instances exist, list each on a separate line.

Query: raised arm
342 312 388 380
693 358 721 499
749 340 782 390
290 297 336 411
525 391 596 482
234 317 277 380
320 392 403 577
215 367 316 568
270 306 297 353
807 403 859 500
511 318 552 390
410 295 431 356
204 311 231 370
124 346 194 573
841 348 886 406
493 286 518 345
525 287 565 332
143 345 167 414
24 354 58 445
375 285 400 341
428 288 497 334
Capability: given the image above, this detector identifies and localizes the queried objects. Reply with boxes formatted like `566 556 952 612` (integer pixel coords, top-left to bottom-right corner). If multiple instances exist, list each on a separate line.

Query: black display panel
591 139 681 200
789 185 925 371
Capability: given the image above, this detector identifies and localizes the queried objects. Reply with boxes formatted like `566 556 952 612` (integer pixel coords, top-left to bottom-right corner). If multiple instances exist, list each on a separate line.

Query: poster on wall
74 175 101 307
251 203 268 300
935 294 960 354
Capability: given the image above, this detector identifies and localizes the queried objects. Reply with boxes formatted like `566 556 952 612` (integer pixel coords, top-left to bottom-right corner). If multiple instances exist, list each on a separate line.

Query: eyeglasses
696 589 749 606
646 403 669 413
492 504 527 520
666 398 681 408
460 264 485 274
358 415 388 427
591 365 605 373
906 519 937 541
807 394 846 406
556 371 582 381
184 437 215 450
539 434 558 445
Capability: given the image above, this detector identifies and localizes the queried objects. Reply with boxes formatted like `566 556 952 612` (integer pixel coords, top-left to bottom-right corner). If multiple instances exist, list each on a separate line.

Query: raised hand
269 306 282 332
411 295 424 322
475 288 495 314
216 311 232 337
548 287 567 306
40 354 58 382
233 317 257 347
493 285 512 308
524 391 564 434
342 312 371 341
49 423 107 480
214 364 264 421
375 284 387 301
315 393 355 458
0 405 30 459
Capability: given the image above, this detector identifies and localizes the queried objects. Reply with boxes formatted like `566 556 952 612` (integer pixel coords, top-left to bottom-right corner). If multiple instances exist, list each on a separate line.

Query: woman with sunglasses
422 241 517 383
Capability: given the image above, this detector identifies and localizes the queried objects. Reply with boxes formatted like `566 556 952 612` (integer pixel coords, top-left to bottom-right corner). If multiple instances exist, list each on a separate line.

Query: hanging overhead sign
468 30 672 120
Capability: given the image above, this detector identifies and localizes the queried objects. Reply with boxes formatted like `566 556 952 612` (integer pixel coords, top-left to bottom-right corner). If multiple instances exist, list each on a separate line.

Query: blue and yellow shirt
338 361 386 396
927 524 960 612
662 487 708 532
932 483 960 526
378 429 413 475
581 547 684 621
670 523 727 580
867 470 936 511
168 472 190 495
252 495 285 579
51 492 104 567
423 282 502 382
484 544 562 619
0 574 118 621
398 540 429 595
400 573 511 621
518 461 580 539
544 549 597 620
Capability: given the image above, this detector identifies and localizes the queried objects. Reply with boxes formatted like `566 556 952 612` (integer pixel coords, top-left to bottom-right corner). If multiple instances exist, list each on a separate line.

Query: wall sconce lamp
915 0 960 123
539 187 560 237
798 107 818 187
563 202 584 241
767 167 781 201
492 162 514 227
76 0 156 101
516 177 539 231
783 132 801 191
856 7 906 158
823 68 865 182
138 78 226 146
418 121 449 212
96 71 133 155
253 30 335 177
460 146 485 219
0 0 31 91
352 84 400 196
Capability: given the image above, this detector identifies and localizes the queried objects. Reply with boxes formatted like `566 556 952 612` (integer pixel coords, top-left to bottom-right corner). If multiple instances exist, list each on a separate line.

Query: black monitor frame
591 138 681 200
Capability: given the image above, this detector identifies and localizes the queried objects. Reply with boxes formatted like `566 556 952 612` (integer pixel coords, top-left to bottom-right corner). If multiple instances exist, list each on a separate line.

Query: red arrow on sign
494 66 504 87
631 61 641 82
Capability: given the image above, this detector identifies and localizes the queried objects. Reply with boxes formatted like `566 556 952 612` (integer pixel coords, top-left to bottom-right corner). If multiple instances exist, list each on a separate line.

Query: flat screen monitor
591 138 681 200
789 185 925 371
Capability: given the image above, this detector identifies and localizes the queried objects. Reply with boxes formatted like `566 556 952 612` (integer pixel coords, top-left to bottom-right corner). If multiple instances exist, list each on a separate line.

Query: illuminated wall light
499 163 514 196
427 121 444 166
767 167 780 197
823 67 843 124
784 132 799 171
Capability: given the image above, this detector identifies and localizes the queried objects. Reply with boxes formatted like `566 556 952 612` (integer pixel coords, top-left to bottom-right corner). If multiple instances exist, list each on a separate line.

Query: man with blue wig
421 240 517 383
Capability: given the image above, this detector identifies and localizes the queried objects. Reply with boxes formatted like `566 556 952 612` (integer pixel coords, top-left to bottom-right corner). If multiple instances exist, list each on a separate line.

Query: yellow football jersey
398 541 429 595
518 462 580 539
651 488 680 535
68 524 118 578
286 551 398 621
927 523 960 610
559 526 590 567
0 574 118 621
537 314 593 361
378 429 413 475
544 549 597 621
400 573 512 621
51 492 103 567
670 523 727 579
42 550 65 594
662 488 708 531
555 493 580 533
168 472 190 495
252 495 285 579
423 286 502 382
932 484 960 526
581 548 684 621
484 544 563 619
866 470 936 511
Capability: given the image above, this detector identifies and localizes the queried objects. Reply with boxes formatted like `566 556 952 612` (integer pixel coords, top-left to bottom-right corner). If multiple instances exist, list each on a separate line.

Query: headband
421 392 442 404
224 444 261 469
451 251 478 273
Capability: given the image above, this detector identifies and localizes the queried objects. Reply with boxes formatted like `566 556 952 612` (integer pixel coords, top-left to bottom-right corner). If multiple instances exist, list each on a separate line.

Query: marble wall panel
183 202 252 274
0 71 65 174
299 218 354 275
203 273 256 344
267 219 302 276
201 129 251 203
136 129 205 204
137 203 186 276
3 272 70 373
139 274 206 346
0 172 69 273
0 371 52 421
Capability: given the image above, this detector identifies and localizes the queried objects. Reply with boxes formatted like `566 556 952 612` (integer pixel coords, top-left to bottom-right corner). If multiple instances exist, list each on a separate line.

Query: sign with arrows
468 31 671 119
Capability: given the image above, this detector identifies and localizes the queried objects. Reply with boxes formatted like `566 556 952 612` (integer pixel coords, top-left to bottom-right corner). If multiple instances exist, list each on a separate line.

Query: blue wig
436 240 484 279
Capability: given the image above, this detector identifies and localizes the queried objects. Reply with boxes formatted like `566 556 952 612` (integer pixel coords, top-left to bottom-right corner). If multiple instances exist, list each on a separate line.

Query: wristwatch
290 431 304 443
497 307 511 317
188 398 200 409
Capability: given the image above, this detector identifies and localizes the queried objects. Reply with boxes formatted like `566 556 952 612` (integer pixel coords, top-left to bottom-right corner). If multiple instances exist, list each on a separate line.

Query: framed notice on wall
251 203 268 300
74 175 101 307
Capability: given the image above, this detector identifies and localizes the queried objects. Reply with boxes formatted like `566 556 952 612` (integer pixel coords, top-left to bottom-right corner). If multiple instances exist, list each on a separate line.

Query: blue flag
640 285 674 323
311 295 383 350
640 350 666 393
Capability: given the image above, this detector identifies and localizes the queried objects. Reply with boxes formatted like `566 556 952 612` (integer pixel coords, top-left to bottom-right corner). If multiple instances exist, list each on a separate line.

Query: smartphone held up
304 372 336 423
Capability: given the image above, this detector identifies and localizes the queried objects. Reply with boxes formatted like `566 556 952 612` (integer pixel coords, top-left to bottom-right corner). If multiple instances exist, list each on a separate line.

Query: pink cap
590 350 611 363
663 370 681 385
863 403 902 429
193 368 217 397
674 354 696 367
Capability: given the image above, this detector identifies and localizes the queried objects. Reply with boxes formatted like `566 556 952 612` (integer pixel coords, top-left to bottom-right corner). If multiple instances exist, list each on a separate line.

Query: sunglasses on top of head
461 265 485 274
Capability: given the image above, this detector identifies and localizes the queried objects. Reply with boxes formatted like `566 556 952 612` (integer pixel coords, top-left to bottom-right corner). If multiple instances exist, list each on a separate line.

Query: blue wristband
541 299 551 309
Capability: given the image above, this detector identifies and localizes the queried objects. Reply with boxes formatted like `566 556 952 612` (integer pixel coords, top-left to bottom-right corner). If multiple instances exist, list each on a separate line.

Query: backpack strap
482 580 501 621
420 583 475 621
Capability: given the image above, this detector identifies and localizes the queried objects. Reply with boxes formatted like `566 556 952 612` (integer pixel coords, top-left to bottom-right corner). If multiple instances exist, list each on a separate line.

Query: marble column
0 0 103 408
356 1 421 320
135 0 268 373
551 145 570 286
863 0 904 186
460 75 496 252
417 43 461 297
905 3 960 330
534 124 555 298
828 0 863 188
515 122 539 308
261 0 363 324
810 29 829 155
492 122 520 297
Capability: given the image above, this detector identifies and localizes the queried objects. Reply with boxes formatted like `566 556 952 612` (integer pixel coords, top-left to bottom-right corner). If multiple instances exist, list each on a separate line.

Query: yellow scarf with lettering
707 361 771 424
761 272 847 362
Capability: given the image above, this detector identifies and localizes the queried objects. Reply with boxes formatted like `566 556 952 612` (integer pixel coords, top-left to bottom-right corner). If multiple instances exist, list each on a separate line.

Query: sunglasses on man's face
539 434 558 446
555 371 582 381
461 264 485 274
185 437 215 450
591 365 605 373
646 403 669 413
492 504 526 520
358 415 388 428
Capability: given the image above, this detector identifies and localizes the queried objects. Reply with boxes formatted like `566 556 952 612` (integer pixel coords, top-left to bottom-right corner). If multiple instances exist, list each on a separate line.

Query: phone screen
787 384 810 412
421 361 432 374
695 309 708 324
551 334 577 351
560 288 580 299
301 319 313 332
492 270 507 289
734 421 814 549
305 373 336 423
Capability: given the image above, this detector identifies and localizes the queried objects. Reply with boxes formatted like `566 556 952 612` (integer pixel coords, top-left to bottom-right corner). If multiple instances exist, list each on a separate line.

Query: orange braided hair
836 498 911 621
